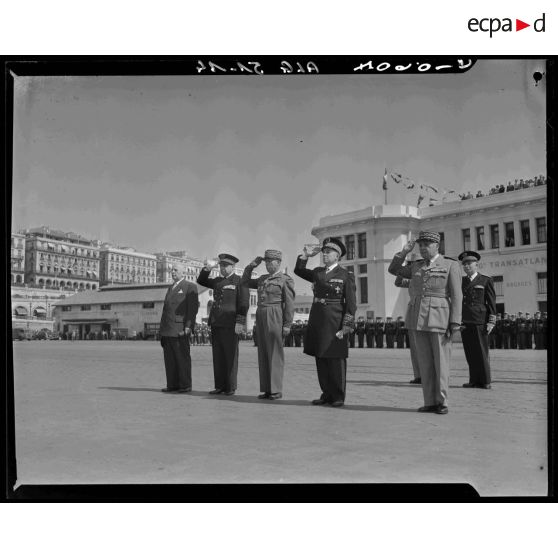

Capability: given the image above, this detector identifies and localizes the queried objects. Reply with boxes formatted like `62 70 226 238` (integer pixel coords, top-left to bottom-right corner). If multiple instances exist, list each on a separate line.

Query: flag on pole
382 168 388 190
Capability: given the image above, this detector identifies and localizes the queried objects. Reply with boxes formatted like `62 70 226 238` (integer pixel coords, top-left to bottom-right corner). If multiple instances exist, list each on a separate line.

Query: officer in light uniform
242 249 295 400
295 237 357 407
458 251 496 389
389 231 462 414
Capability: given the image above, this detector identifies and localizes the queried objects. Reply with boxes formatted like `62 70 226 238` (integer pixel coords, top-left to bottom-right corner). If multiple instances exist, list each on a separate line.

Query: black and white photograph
7 57 550 497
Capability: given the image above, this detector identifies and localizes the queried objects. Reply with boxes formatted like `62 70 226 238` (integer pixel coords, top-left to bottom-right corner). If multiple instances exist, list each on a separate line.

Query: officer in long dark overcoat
197 254 249 395
159 263 199 393
294 238 357 407
458 251 496 389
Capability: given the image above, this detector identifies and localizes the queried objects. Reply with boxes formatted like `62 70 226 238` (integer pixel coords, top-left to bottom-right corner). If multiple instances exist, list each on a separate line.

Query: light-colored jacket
389 253 462 332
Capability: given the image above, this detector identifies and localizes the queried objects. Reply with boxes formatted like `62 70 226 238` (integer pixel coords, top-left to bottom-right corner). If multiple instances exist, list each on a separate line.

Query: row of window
491 273 547 296
462 217 546 252
62 301 157 312
11 238 25 248
37 243 100 258
40 253 98 267
108 253 156 266
109 266 155 275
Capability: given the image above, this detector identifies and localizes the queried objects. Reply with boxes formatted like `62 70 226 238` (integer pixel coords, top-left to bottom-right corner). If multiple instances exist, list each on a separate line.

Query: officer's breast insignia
329 278 344 283
473 285 485 289
223 284 236 290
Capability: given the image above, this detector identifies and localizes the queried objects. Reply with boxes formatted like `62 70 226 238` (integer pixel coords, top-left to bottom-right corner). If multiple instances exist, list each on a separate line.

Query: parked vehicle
12 328 32 341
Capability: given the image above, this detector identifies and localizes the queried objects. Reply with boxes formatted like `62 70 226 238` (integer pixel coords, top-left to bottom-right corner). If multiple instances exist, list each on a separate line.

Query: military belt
314 297 342 305
258 302 282 306
414 292 448 299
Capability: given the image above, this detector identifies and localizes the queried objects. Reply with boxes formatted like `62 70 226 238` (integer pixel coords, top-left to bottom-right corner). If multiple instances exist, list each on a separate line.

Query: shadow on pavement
99 386 171 393
492 379 547 385
347 379 422 388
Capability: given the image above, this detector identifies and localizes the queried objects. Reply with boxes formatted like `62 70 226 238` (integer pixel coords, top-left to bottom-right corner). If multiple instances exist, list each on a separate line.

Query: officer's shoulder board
443 256 457 261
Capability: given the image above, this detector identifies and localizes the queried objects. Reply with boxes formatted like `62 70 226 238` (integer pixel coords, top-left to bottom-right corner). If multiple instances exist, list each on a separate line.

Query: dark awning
14 307 28 316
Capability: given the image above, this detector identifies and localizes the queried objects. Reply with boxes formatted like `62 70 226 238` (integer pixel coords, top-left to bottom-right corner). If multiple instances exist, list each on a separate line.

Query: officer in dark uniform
494 313 503 349
524 312 534 349
395 316 405 348
355 316 366 348
293 320 304 347
459 251 496 389
516 311 526 350
374 317 384 348
197 254 249 395
509 314 518 349
294 237 357 407
533 311 544 349
365 317 375 348
501 313 511 349
542 311 548 349
385 317 396 348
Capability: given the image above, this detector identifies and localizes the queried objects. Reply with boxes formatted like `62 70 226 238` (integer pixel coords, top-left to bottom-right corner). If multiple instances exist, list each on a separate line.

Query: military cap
417 230 440 244
322 237 347 257
397 316 403 319
218 253 239 265
458 250 481 263
264 249 282 261
386 316 392 320
375 316 383 320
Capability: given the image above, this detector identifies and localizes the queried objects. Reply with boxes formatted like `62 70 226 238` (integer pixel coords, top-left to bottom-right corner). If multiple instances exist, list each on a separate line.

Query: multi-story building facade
11 232 26 285
310 185 547 320
155 251 218 283
23 226 101 291
99 245 157 286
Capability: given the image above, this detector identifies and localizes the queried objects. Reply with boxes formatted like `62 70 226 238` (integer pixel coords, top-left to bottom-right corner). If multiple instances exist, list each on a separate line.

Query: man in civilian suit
160 264 199 393
459 251 496 389
389 231 462 414
197 254 249 395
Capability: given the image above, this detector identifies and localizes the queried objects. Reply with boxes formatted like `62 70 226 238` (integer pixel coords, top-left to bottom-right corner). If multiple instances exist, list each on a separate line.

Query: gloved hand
160 336 166 348
283 326 291 337
486 323 494 334
234 323 244 335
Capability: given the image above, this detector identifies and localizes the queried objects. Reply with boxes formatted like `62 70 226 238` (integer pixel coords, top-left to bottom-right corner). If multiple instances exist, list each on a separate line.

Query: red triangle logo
516 19 530 31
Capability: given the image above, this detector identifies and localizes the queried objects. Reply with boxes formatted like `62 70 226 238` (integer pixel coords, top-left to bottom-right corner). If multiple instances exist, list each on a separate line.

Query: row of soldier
488 311 548 350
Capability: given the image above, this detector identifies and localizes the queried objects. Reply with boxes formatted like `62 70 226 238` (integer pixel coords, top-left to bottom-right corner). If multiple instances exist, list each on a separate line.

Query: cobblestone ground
12 340 548 495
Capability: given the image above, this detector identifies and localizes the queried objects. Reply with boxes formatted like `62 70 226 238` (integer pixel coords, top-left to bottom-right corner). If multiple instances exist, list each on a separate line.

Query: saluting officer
389 231 462 414
356 316 366 348
294 238 357 407
385 317 396 348
242 250 295 400
374 317 384 348
395 275 421 384
458 251 496 389
197 254 249 395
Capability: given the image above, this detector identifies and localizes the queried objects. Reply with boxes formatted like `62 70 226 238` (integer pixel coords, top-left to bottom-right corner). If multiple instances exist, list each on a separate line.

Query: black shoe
462 382 476 388
209 388 224 395
477 384 492 389
418 405 437 412
312 398 328 405
258 393 270 399
434 405 449 414
223 390 236 396
409 378 422 384
161 387 178 393
178 388 192 393
268 393 282 400
330 400 344 407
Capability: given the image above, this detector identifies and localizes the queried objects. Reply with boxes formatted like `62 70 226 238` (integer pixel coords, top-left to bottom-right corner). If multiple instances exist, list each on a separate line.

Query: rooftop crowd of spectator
458 175 546 201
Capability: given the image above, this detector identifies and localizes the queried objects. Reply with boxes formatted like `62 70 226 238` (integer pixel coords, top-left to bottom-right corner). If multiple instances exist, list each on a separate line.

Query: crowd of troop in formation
155 231 546 414
459 174 547 200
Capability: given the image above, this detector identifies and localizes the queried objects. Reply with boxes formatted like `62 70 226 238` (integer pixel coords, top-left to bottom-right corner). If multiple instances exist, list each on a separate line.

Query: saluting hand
303 245 321 258
402 239 415 254
250 256 264 267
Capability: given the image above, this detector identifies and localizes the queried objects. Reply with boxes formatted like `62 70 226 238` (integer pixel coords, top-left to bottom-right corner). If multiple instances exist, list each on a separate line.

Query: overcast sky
12 59 546 293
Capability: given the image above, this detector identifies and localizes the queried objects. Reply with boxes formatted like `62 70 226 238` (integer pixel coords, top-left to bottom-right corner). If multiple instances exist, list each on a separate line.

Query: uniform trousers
407 331 421 380
366 332 375 348
396 334 405 348
386 333 395 348
408 330 451 407
525 333 533 349
162 336 192 390
256 305 285 394
461 324 491 385
315 357 346 403
501 332 510 349
210 327 239 392
375 333 384 348
357 332 365 348
510 333 517 349
534 332 544 349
